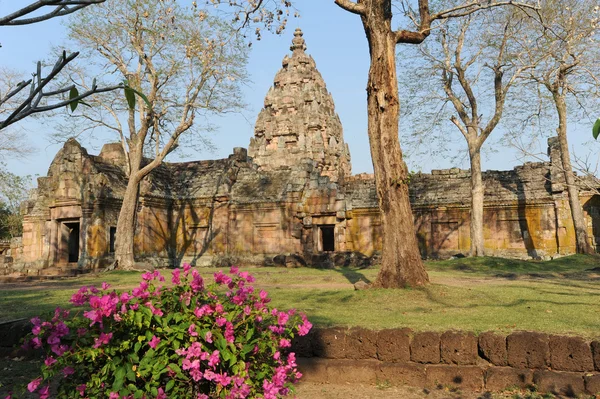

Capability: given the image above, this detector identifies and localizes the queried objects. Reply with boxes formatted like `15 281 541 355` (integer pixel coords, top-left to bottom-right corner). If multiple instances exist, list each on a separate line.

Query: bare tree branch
334 0 366 15
0 0 106 26
0 51 122 130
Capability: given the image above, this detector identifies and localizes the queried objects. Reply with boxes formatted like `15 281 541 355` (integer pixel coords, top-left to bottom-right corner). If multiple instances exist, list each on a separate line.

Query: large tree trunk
553 93 594 254
361 1 429 288
468 144 485 256
114 148 143 270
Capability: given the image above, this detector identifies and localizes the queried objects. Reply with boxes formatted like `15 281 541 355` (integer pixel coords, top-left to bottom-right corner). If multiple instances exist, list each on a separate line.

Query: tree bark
360 0 429 288
553 92 594 254
114 146 143 270
468 144 485 256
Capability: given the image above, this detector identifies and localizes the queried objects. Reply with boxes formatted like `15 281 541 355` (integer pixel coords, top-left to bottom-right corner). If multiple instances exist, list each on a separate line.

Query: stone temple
3 29 600 274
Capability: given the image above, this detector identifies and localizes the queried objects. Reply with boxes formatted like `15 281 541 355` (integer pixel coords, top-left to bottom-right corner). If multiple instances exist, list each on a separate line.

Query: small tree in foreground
22 266 311 398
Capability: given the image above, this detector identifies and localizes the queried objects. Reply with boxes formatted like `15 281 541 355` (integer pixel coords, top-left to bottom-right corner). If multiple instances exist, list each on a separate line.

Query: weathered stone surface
312 328 347 359
478 332 507 366
377 328 411 363
549 335 594 372
411 332 441 364
507 332 549 369
484 367 533 391
377 362 427 386
345 327 378 359
248 28 351 183
585 374 600 395
533 370 585 397
440 331 477 365
425 365 484 390
592 341 600 371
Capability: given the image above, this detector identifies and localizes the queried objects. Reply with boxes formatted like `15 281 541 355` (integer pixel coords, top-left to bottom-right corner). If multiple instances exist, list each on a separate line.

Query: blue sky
1 0 598 181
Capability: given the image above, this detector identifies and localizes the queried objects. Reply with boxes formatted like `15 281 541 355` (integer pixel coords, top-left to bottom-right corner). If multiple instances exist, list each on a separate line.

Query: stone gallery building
10 29 600 272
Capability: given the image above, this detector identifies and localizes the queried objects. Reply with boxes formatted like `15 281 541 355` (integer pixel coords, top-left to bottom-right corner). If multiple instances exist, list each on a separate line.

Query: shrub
20 265 311 398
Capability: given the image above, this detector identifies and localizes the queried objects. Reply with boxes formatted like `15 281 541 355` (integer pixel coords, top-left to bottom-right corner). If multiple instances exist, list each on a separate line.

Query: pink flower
183 263 191 275
215 317 227 327
148 335 161 349
101 282 111 290
197 395 209 399
172 269 181 285
298 317 312 336
191 270 204 292
38 385 50 399
229 266 239 274
44 357 56 367
188 324 199 337
156 388 167 399
109 392 120 399
27 378 42 393
208 350 220 367
204 330 213 343
93 332 113 348
76 384 86 397
62 366 75 376
279 338 291 348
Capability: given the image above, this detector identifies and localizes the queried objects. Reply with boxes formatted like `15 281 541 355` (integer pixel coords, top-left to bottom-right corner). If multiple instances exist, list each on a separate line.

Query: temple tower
248 28 351 182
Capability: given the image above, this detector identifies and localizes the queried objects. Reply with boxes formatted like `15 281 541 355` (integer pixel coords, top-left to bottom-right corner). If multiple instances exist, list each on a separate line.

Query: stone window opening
319 225 335 252
109 227 117 253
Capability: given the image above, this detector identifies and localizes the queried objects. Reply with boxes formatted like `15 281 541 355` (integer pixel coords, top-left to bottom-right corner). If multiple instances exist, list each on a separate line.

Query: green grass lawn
1 254 599 338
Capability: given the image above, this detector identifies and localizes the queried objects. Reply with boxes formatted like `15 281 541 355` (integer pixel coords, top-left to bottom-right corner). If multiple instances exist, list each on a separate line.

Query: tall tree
334 0 537 287
61 0 249 269
400 9 532 256
517 0 600 254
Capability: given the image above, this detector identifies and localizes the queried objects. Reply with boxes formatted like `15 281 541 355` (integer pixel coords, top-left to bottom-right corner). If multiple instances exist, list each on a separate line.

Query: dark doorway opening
320 225 335 252
64 222 80 263
109 227 117 253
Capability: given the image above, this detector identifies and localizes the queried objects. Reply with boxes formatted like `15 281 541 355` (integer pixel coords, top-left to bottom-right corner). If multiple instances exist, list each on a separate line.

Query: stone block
312 328 347 359
345 327 378 359
377 362 427 386
291 330 315 357
411 331 440 364
585 374 600 395
296 357 328 383
533 370 585 397
425 365 484 390
440 331 477 365
549 335 594 372
592 341 600 371
507 331 549 369
479 331 507 366
306 359 378 385
377 328 411 363
484 367 533 391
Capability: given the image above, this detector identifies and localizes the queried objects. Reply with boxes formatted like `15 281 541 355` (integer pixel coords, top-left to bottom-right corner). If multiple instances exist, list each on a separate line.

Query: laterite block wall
292 328 600 396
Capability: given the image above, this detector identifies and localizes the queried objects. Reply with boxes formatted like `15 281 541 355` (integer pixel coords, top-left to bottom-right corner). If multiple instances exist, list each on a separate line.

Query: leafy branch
0 51 124 131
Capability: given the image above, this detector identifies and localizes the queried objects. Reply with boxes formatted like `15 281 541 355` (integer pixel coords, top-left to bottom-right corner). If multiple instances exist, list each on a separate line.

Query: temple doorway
319 225 335 252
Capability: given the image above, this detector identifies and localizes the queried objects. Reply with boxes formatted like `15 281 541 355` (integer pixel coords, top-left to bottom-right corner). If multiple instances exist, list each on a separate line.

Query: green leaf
129 87 151 108
165 379 175 392
124 87 136 109
112 366 127 392
593 119 600 140
69 87 79 112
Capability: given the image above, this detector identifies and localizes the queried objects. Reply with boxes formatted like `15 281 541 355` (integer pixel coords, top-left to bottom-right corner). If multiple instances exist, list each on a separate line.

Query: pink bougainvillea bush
20 265 312 398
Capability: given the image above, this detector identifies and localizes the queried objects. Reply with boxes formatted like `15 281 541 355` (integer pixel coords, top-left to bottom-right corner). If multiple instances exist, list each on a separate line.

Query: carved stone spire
290 28 307 53
248 29 352 182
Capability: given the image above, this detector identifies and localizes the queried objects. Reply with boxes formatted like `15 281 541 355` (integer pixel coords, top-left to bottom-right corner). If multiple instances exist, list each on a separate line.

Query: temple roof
248 28 351 182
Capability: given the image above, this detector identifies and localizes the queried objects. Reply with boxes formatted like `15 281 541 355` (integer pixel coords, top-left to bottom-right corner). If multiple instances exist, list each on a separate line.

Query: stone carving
249 28 351 183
